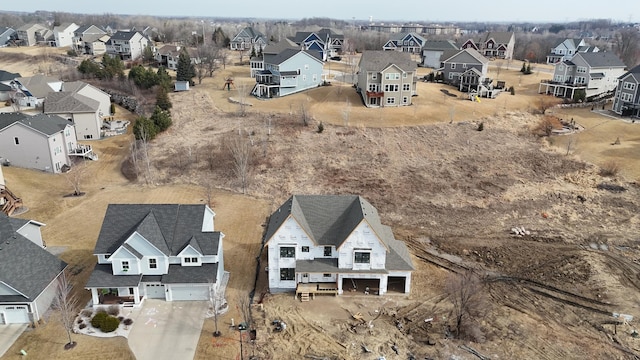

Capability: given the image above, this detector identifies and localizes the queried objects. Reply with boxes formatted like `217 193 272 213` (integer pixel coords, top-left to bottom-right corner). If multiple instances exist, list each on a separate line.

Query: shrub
81 309 93 317
67 49 78 57
509 86 515 95
77 319 84 324
110 103 116 115
107 305 120 316
101 316 120 333
118 316 124 322
123 318 133 326
599 160 620 177
91 311 109 329
317 122 324 133
477 122 484 131
79 323 87 330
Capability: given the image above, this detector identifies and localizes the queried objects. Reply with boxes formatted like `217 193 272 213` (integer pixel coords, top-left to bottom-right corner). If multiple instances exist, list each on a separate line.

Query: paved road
128 300 208 360
0 324 27 357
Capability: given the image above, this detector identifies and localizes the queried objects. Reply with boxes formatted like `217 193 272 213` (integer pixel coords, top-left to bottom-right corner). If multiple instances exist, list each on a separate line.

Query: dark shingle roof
263 38 298 55
266 195 414 271
108 31 139 41
422 40 460 51
267 49 322 66
0 113 70 136
94 204 219 257
0 70 21 82
359 51 417 73
484 31 514 44
0 213 66 301
85 264 142 287
578 52 626 68
162 263 218 284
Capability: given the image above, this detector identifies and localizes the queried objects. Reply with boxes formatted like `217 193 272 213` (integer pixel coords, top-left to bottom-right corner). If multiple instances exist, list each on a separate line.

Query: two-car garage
167 284 210 301
0 305 30 324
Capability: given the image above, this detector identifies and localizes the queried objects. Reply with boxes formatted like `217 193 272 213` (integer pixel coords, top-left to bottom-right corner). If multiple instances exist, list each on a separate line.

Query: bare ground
3 49 640 359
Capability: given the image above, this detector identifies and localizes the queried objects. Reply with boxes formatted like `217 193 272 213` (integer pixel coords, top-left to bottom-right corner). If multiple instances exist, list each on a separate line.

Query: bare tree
137 126 153 185
237 83 248 117
342 98 351 126
445 271 486 341
64 159 88 196
228 133 251 194
614 29 640 68
300 101 310 126
235 292 253 329
209 279 227 337
9 90 22 112
53 272 78 350
494 60 504 80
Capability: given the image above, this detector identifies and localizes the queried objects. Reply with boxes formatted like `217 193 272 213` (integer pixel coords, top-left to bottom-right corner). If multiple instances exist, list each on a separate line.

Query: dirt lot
3 48 640 360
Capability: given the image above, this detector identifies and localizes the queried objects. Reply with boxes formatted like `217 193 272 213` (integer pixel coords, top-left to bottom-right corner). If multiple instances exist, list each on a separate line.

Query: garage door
170 285 209 301
1 305 29 324
145 284 166 299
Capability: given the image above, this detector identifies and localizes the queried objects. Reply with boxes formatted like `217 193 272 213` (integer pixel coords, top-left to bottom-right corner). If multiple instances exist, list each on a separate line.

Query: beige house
356 51 417 107
15 24 51 46
44 81 111 141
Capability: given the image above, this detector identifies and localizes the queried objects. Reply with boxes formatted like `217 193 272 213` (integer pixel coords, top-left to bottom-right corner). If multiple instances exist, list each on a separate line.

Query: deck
295 283 338 301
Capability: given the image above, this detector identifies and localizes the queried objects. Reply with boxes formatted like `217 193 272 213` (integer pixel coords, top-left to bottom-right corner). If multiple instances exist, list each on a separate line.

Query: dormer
178 238 203 266
109 244 142 275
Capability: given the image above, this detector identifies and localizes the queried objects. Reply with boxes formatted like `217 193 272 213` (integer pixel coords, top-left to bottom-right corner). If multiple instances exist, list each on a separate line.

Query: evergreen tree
142 44 155 65
156 66 172 91
156 87 172 111
133 116 158 140
250 47 256 59
176 49 195 83
520 61 526 73
150 106 172 132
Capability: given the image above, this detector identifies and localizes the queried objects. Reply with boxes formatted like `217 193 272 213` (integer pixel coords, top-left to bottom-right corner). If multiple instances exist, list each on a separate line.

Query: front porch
89 287 143 308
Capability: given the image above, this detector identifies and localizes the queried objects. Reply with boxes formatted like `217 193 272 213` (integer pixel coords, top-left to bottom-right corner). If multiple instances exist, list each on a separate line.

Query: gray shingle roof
162 263 218 284
267 49 322 66
0 213 66 301
85 264 142 287
263 38 299 56
359 51 417 73
0 113 71 136
14 75 59 98
0 70 21 82
484 32 514 44
578 52 626 68
422 40 459 51
44 91 99 113
109 31 139 41
94 204 220 257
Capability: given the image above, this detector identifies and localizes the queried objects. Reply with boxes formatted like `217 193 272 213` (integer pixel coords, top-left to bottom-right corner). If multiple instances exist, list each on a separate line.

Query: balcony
69 144 98 160
366 91 384 98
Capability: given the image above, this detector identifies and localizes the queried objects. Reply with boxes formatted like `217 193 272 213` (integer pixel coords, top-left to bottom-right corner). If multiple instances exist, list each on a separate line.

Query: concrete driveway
0 324 27 357
128 300 208 360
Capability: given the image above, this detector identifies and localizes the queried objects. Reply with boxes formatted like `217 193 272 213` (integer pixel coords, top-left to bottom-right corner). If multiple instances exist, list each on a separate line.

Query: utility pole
202 20 206 45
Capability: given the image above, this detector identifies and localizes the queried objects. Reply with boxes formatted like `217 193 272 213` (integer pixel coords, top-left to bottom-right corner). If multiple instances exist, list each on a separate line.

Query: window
621 93 633 102
623 82 636 90
354 252 371 264
384 84 399 92
576 76 586 84
371 73 377 80
184 256 198 263
149 258 157 269
280 268 295 281
386 97 396 104
385 73 400 80
302 74 307 81
403 83 411 91
304 64 309 70
323 273 331 278
105 254 111 259
449 72 455 79
403 96 409 104
324 246 332 256
403 72 407 78
301 246 309 252
558 65 564 71
14 137 19 145
280 247 295 258
577 66 587 73
462 63 467 69
122 261 129 271
312 74 317 82
450 63 456 69
368 84 379 92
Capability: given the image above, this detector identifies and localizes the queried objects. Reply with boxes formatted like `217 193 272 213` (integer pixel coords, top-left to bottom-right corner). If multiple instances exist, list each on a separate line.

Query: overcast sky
10 0 638 23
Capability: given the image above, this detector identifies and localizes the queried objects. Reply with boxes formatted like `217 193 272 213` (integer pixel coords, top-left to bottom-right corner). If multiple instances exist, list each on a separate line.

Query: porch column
337 275 343 295
379 275 388 296
91 288 100 306
133 287 141 305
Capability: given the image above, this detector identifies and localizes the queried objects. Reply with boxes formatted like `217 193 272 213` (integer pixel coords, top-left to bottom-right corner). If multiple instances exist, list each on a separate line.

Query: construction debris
511 226 531 237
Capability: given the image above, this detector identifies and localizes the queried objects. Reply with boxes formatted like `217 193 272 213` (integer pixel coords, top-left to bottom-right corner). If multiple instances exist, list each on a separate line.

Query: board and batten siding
267 217 315 290
337 221 387 270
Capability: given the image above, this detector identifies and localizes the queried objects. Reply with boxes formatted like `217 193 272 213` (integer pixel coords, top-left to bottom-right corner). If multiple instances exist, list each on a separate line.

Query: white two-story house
105 31 150 61
539 52 627 100
546 38 599 64
265 195 414 297
85 204 226 307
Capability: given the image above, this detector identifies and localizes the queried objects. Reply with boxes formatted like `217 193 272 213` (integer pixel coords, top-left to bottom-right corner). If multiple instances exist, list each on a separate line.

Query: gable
110 245 138 260
383 40 398 49
304 33 322 44
446 50 483 65
178 244 202 257
0 281 23 296
126 232 166 257
306 41 324 51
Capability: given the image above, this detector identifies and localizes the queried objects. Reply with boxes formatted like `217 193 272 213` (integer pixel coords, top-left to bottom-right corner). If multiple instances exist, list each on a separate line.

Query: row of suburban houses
1 194 413 323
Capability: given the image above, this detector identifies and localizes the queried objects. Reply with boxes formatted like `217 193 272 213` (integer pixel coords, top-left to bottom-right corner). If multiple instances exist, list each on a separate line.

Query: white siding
33 272 61 321
337 222 387 270
110 247 140 275
0 282 21 295
0 124 58 172
16 222 44 248
267 217 311 290
202 207 215 231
